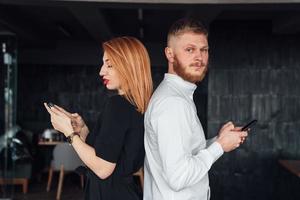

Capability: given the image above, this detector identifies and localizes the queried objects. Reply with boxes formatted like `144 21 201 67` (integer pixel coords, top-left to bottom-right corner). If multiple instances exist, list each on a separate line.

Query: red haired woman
45 36 153 200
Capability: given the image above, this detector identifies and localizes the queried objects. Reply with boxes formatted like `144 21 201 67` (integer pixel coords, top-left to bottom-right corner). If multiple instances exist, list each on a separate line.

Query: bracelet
67 132 80 144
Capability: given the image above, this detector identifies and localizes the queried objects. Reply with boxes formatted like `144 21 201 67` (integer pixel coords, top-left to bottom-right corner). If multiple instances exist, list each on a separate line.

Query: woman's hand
53 105 87 133
44 103 74 137
51 104 89 134
70 113 86 133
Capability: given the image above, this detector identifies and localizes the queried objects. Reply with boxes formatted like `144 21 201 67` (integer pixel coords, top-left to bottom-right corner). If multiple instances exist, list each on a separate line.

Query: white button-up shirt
144 73 224 200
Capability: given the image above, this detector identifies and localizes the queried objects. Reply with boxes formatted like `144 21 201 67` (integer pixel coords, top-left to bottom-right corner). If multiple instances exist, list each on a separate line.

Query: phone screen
47 102 54 108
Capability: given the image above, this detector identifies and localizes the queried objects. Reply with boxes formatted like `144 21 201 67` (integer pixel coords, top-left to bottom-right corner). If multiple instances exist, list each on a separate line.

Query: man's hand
216 121 248 152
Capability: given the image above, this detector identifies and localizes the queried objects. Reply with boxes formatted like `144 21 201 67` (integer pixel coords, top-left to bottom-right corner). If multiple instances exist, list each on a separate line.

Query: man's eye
200 48 209 53
186 48 194 53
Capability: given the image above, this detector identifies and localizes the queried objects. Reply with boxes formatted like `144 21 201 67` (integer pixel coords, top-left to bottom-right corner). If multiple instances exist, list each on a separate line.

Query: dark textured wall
17 65 107 133
207 21 300 200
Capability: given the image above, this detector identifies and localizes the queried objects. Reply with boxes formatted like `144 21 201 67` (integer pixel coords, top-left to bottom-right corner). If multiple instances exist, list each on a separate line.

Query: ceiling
1 0 300 50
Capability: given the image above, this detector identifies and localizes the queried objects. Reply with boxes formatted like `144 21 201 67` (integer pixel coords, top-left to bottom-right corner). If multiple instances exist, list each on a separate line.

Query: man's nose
195 50 203 61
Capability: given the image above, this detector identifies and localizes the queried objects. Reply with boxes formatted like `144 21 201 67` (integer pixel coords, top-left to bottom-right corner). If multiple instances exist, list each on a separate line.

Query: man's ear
165 47 174 63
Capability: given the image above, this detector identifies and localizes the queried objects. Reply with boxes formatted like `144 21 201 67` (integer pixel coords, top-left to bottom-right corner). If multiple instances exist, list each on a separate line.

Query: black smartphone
47 102 55 109
241 120 257 131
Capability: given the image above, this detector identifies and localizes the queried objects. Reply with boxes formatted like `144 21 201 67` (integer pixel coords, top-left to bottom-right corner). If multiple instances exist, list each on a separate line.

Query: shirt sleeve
94 96 129 163
206 136 218 147
153 97 223 191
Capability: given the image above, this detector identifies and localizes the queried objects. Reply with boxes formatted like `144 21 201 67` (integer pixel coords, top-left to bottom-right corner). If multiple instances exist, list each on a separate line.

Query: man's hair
167 18 208 45
103 36 153 113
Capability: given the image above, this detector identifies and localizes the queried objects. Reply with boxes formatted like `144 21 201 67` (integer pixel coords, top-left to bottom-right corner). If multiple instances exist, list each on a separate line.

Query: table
277 160 300 199
38 140 64 146
278 159 300 177
36 140 65 180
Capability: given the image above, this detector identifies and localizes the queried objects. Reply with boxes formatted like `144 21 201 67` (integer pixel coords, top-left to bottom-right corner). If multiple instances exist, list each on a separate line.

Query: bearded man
143 18 248 200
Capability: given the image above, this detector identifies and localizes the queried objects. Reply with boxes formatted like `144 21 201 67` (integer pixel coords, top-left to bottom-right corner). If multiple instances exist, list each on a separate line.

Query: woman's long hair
103 36 153 113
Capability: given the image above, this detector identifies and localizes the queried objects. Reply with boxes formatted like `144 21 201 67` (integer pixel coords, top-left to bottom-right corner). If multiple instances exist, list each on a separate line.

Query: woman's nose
99 65 105 76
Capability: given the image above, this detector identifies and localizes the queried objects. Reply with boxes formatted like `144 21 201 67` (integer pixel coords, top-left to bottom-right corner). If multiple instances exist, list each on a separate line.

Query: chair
0 163 31 194
133 167 144 190
0 130 33 194
46 142 84 200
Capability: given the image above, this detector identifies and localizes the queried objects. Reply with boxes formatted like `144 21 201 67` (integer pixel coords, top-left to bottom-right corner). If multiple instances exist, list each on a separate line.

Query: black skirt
84 169 142 200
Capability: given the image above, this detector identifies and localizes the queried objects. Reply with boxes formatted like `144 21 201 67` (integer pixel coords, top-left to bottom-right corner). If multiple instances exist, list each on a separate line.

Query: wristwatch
67 132 80 144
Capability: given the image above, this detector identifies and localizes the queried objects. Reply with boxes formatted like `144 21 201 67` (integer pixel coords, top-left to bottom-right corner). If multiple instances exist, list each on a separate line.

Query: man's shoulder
152 79 183 100
149 83 188 110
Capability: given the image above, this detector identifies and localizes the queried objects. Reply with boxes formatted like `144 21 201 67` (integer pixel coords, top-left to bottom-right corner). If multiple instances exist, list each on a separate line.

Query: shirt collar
164 73 197 98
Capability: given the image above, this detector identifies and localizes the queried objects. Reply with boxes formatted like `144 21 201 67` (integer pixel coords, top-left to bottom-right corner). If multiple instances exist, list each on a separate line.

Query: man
144 18 248 200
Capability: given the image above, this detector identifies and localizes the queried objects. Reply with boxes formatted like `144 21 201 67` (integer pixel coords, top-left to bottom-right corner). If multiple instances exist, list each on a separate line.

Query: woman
44 36 153 199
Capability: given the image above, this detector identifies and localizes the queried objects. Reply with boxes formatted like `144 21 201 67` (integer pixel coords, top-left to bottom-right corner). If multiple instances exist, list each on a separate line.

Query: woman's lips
103 79 109 85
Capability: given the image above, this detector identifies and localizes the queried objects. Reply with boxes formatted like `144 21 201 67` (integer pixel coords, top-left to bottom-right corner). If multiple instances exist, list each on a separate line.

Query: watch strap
67 132 80 144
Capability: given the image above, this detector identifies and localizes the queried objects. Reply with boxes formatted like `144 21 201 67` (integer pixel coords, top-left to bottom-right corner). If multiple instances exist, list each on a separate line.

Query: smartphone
241 120 257 131
47 102 55 109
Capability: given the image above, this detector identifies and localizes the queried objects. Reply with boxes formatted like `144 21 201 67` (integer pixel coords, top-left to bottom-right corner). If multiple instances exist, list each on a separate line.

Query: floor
0 173 84 200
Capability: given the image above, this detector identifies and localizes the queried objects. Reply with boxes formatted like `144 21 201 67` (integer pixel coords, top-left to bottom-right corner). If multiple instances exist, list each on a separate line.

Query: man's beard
173 56 208 83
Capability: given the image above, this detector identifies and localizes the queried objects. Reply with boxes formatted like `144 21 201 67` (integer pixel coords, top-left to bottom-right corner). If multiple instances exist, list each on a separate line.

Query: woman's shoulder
106 95 135 113
107 95 128 105
104 95 142 126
